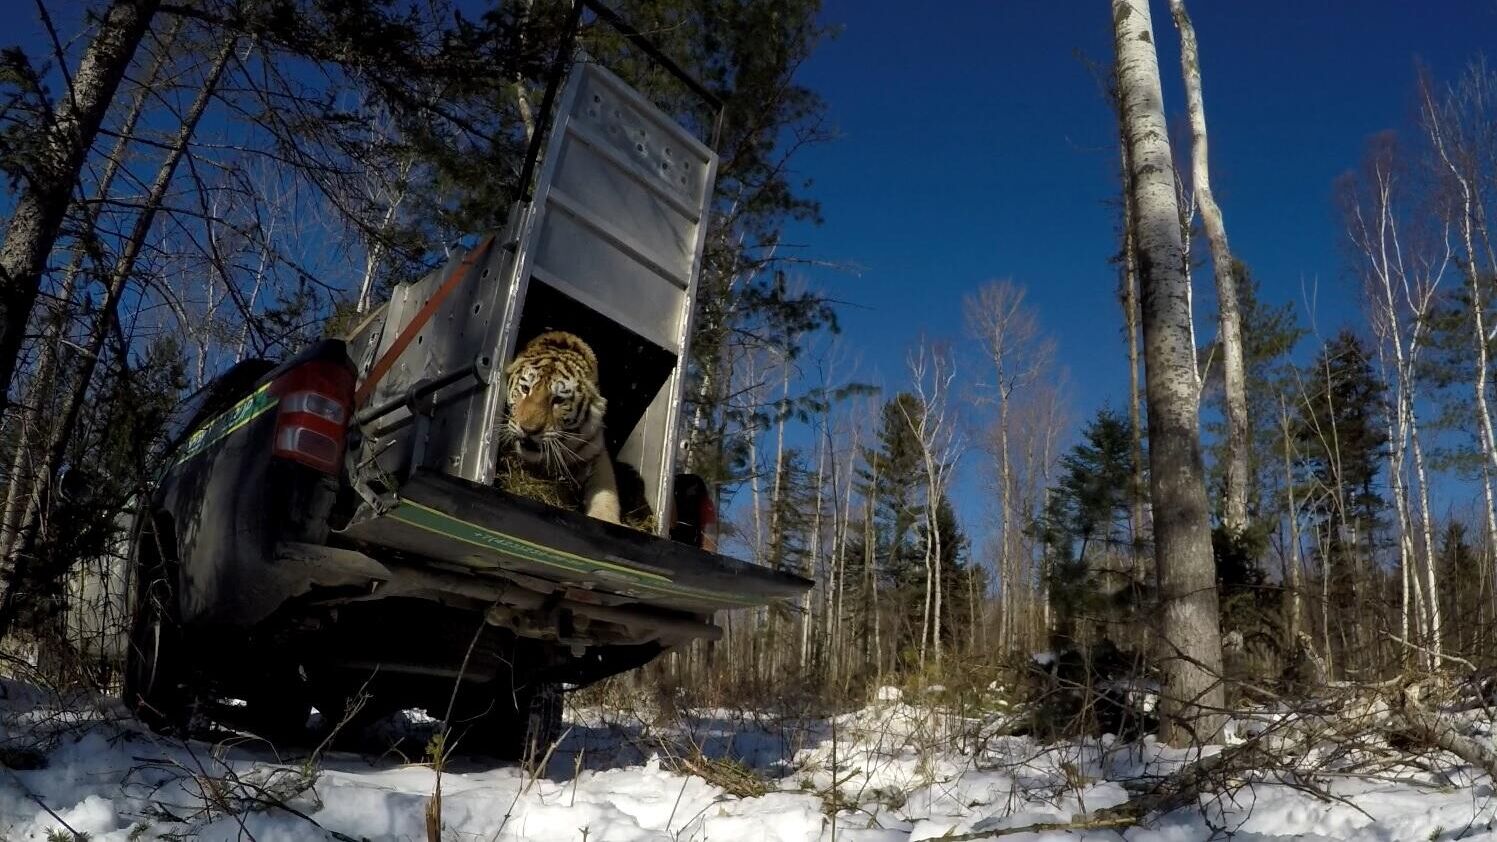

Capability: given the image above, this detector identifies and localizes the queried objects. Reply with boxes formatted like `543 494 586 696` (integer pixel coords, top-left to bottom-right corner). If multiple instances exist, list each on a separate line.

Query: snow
1 680 1494 841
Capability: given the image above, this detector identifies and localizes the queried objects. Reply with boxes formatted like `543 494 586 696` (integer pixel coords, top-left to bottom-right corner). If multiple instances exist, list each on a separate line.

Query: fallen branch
934 815 1138 840
1389 683 1497 780
1096 741 1264 822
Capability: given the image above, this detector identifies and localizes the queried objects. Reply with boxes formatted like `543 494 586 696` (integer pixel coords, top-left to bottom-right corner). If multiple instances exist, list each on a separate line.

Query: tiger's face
503 331 606 471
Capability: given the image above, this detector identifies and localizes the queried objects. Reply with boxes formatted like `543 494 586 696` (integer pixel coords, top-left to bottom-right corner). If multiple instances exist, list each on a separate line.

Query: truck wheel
241 686 313 744
452 682 563 762
122 522 190 734
313 684 398 749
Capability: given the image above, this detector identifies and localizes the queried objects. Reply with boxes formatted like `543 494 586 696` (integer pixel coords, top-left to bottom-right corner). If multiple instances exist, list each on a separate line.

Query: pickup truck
97 4 811 759
118 335 805 759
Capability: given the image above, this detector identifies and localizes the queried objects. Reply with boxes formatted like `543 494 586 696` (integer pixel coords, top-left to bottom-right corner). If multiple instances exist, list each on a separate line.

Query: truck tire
313 680 402 749
122 518 190 734
240 678 313 744
450 681 563 762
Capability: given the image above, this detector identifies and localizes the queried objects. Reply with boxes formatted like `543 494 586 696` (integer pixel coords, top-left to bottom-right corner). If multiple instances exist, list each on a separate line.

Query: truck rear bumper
274 541 722 647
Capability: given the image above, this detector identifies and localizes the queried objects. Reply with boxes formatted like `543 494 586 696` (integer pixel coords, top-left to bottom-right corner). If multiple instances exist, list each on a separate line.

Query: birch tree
1167 0 1249 536
903 341 959 667
1419 67 1497 614
1111 0 1225 745
1343 137 1448 663
964 281 1052 651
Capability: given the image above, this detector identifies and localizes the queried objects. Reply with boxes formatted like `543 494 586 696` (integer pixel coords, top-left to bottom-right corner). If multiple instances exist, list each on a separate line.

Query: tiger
500 331 621 524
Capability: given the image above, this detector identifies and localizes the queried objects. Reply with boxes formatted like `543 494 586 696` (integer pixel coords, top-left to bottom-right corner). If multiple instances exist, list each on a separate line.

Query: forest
2 1 1497 840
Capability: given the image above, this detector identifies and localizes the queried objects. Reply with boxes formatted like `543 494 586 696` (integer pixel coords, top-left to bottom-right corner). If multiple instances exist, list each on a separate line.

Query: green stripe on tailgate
388 499 762 606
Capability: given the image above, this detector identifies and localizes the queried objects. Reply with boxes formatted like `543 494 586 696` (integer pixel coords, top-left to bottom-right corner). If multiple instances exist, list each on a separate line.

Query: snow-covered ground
0 680 1494 841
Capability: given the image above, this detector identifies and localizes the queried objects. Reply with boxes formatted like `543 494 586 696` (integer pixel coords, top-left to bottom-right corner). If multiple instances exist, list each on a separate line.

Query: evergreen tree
1436 520 1485 656
859 394 928 590
1055 409 1137 561
1293 329 1387 667
765 447 817 574
847 393 939 660
1294 330 1388 549
1201 261 1304 524
1034 408 1142 647
26 337 186 634
1416 275 1496 480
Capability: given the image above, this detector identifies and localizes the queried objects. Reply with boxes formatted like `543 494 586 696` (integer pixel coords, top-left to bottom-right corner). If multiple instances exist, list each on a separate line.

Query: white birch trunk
1422 86 1497 616
803 436 826 670
1112 0 1225 745
1408 410 1441 660
1168 0 1250 535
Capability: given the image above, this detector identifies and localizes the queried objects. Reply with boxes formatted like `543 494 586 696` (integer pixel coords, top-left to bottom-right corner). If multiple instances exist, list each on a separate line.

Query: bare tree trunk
766 354 792 676
967 559 978 654
0 33 236 642
745 353 767 562
803 435 826 670
1279 399 1302 645
864 479 882 681
1122 167 1147 570
1421 81 1497 617
1384 406 1425 662
906 346 958 669
355 160 411 313
1112 0 1226 745
919 510 933 669
0 21 175 558
1324 527 1341 678
829 423 854 681
965 282 1049 653
1168 0 1249 536
0 0 160 412
998 395 1014 650
1408 413 1441 660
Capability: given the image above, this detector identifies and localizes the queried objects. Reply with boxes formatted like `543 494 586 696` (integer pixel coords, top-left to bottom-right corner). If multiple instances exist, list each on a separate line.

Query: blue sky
786 0 1494 411
8 0 1496 550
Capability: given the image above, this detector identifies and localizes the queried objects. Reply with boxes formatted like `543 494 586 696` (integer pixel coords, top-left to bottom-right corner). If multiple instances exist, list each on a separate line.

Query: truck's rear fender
155 340 355 626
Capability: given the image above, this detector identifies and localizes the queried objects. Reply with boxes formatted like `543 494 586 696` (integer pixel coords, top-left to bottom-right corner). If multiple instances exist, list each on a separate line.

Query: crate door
447 61 719 531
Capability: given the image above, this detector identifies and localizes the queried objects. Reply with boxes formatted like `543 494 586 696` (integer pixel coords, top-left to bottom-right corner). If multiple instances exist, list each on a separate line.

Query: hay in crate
496 453 655 533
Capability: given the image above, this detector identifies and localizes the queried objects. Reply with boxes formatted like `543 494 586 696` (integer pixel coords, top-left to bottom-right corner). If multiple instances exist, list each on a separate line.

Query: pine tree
859 394 927 590
1294 329 1388 671
1295 331 1388 547
1035 408 1142 648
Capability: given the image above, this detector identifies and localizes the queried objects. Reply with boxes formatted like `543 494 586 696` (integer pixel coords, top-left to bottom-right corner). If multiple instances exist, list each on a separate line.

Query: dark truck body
124 336 806 751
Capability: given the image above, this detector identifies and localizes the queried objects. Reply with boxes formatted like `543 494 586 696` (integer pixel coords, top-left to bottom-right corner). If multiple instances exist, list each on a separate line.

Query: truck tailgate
337 469 810 613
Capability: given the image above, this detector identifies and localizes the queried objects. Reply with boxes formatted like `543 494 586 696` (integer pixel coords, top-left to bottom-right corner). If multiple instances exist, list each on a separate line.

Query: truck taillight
271 360 354 474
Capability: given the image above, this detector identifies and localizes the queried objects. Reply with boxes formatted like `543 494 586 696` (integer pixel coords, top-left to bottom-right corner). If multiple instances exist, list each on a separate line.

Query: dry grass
495 453 656 532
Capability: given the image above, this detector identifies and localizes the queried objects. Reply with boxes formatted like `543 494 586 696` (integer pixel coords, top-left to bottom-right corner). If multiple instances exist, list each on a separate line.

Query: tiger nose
519 421 545 438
